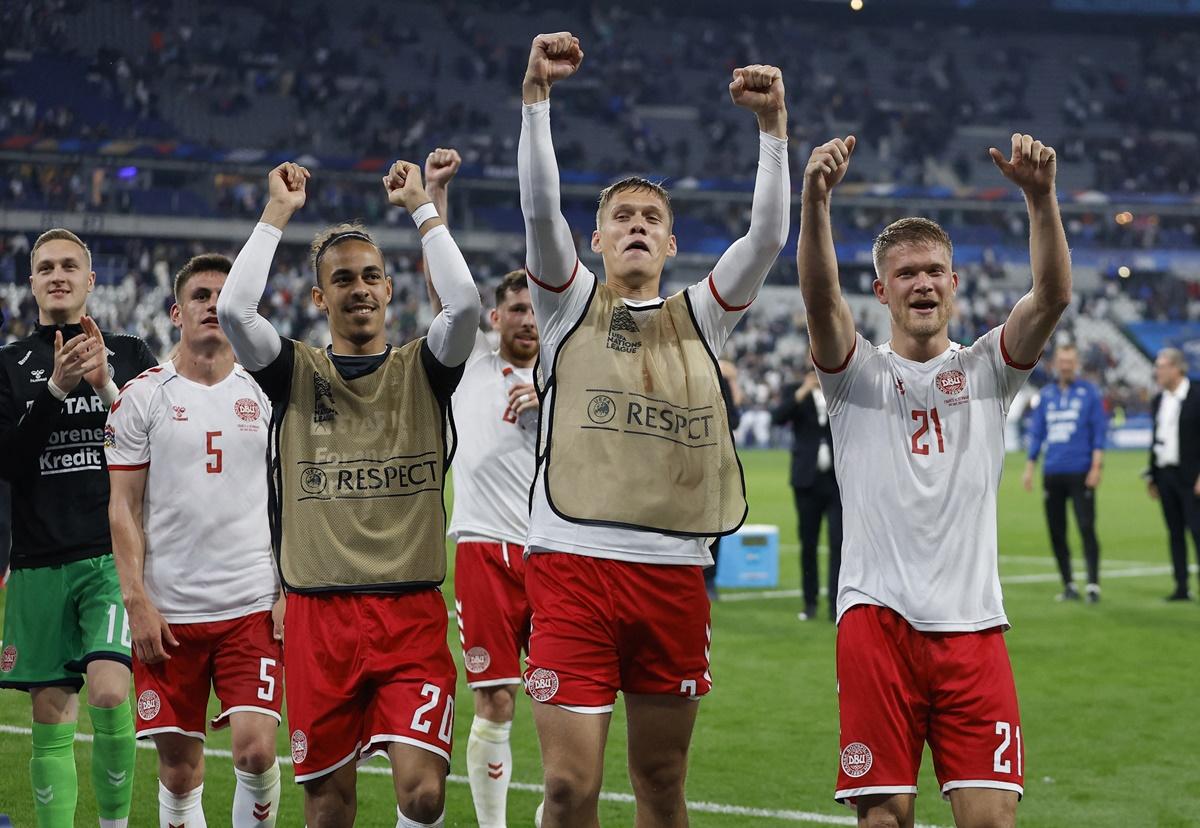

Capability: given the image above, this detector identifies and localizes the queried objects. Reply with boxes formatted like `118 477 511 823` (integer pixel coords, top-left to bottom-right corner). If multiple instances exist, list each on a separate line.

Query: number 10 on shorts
993 721 1022 775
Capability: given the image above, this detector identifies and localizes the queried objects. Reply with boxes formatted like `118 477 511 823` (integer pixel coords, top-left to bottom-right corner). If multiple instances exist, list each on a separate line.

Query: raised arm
519 32 584 291
383 160 481 367
216 162 310 371
707 65 790 309
422 147 463 315
989 133 1071 367
798 137 858 370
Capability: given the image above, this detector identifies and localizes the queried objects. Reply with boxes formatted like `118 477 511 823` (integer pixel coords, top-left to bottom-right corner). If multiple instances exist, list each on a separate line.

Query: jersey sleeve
987 326 1036 409
814 332 871 418
105 381 152 470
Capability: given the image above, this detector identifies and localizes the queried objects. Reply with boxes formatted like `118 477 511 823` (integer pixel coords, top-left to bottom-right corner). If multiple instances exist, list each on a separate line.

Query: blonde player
108 254 283 827
798 131 1070 828
518 33 789 827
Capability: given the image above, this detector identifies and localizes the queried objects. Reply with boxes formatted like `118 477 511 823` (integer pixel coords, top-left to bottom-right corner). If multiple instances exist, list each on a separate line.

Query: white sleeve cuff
47 378 69 401
254 222 283 240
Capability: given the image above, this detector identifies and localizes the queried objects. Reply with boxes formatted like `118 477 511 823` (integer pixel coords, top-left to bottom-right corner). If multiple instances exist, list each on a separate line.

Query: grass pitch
1 449 1197 826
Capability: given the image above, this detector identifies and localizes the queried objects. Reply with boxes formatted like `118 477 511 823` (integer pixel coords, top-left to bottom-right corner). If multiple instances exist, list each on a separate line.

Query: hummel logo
253 801 272 821
30 368 46 382
35 785 53 804
107 769 127 786
487 761 504 779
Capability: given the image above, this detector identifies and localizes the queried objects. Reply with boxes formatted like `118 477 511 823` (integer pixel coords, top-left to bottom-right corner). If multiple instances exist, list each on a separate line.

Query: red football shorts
283 590 458 783
133 610 283 739
835 604 1024 804
454 540 531 689
523 552 711 712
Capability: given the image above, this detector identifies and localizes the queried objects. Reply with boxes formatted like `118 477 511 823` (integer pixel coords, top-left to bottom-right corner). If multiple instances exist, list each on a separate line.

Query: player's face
312 241 392 347
31 240 94 321
491 287 539 362
591 190 677 286
1054 349 1078 384
874 242 958 340
170 271 229 347
1155 353 1184 390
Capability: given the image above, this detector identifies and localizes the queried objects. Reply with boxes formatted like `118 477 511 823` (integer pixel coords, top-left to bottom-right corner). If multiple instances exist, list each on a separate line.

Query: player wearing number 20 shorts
799 130 1071 827
107 255 284 828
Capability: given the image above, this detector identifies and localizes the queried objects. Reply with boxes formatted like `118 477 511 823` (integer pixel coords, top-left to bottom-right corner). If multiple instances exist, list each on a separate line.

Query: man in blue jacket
1023 343 1108 602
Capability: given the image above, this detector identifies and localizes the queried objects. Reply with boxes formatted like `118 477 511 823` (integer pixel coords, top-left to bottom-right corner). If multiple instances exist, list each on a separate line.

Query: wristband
96 378 120 407
47 378 69 401
411 202 439 229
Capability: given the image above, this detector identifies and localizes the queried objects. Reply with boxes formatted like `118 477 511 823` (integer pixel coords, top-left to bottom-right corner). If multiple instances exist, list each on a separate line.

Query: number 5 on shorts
257 658 277 701
993 721 1022 775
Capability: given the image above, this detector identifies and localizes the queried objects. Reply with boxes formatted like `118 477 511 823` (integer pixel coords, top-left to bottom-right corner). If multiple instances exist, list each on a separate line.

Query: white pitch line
718 563 1195 602
0 724 947 827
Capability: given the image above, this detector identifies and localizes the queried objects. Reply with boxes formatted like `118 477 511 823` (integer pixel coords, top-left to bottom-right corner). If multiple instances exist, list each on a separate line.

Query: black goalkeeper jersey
0 323 156 569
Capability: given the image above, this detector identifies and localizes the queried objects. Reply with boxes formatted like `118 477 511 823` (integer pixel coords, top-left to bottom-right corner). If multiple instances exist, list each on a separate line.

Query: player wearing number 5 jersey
799 133 1071 828
107 254 284 828
218 159 481 828
0 229 156 828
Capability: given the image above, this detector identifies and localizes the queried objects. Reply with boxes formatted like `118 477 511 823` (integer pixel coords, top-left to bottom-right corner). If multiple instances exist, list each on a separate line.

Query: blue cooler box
715 524 780 588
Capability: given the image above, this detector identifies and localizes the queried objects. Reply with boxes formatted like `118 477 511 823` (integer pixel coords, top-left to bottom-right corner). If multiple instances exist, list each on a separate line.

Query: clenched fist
425 147 462 190
382 160 430 213
267 161 310 213
803 136 856 203
729 65 785 115
523 32 583 102
989 133 1057 198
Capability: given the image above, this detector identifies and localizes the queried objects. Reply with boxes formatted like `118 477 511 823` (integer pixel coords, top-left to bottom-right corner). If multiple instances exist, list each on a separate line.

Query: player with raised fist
518 31 790 828
218 158 481 827
798 132 1071 828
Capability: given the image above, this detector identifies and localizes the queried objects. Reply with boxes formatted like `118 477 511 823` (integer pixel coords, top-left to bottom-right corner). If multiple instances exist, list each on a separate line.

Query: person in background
1146 347 1200 601
1022 343 1107 603
772 361 842 621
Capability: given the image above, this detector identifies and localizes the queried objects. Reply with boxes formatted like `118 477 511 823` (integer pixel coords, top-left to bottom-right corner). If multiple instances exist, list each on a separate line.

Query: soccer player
106 254 284 827
217 159 481 828
518 33 789 827
423 147 540 827
798 132 1070 828
1022 343 1107 602
0 229 156 828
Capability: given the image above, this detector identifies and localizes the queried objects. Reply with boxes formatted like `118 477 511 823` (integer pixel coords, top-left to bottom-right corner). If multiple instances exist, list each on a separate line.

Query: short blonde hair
595 177 673 229
871 217 953 279
31 228 92 273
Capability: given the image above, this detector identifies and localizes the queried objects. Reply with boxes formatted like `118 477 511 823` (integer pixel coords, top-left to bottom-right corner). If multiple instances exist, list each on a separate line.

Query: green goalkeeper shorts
0 555 132 691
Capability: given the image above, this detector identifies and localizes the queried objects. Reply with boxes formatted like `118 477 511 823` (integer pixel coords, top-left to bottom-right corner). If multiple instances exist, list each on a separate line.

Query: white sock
232 762 281 827
466 715 513 828
159 781 206 828
396 805 445 827
99 819 128 828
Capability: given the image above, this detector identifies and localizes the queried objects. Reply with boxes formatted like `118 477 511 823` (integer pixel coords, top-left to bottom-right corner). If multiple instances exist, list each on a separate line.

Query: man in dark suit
1148 347 1200 601
773 365 842 620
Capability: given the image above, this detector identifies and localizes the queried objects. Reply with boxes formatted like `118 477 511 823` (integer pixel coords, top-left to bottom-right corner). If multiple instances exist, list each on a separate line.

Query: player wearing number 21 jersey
799 131 1070 828
107 255 284 828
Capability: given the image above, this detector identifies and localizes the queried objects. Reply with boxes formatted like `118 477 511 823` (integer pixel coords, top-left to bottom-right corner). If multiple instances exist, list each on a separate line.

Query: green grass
2 450 1198 826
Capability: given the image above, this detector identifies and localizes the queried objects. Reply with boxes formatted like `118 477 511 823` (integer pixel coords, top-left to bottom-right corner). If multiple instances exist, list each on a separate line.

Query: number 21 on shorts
994 720 1022 775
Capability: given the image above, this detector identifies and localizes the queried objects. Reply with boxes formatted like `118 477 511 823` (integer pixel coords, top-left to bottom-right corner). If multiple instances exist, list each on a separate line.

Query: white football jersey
105 361 278 623
526 265 742 566
448 334 537 545
818 326 1033 632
